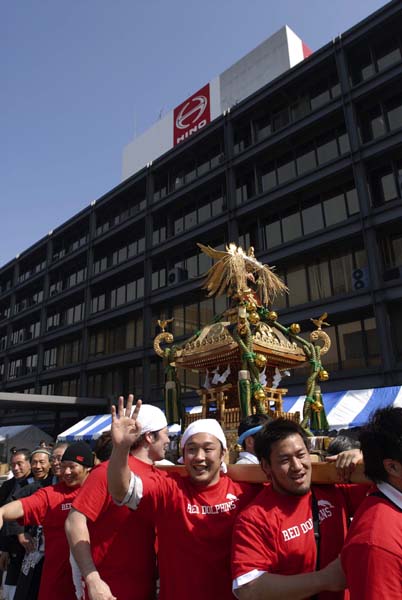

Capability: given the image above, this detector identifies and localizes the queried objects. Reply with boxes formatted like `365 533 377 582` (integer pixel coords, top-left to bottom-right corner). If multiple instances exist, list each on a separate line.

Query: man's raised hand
111 395 142 450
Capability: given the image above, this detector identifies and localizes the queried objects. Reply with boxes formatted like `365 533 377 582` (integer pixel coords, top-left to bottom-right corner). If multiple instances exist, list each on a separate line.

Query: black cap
62 441 93 467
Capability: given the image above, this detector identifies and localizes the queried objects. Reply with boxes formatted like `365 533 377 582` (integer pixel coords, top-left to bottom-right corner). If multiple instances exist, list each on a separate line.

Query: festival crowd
0 397 400 600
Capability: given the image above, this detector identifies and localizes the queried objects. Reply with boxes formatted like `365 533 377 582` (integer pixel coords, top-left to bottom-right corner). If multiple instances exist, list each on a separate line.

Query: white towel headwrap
180 419 227 450
137 404 167 434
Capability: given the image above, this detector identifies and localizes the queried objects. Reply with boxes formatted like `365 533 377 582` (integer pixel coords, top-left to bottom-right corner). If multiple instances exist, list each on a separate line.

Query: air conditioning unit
351 266 369 291
167 268 188 286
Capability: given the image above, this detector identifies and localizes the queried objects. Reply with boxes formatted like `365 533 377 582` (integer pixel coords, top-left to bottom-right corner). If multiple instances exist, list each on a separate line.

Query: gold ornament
318 369 329 381
245 301 257 312
248 311 260 324
237 323 248 336
254 388 266 402
254 353 267 368
267 311 278 321
290 323 301 334
311 400 323 413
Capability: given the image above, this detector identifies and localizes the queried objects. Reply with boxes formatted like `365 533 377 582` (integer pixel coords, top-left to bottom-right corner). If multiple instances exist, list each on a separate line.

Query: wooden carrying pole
157 462 369 484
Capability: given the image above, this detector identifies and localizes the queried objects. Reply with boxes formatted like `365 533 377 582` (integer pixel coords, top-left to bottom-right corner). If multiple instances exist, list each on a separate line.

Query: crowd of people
0 398 400 600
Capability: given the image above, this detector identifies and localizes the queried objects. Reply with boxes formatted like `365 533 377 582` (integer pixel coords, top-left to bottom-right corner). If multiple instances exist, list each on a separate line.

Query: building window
89 318 143 358
236 172 255 205
234 124 252 155
277 154 296 185
386 95 402 132
263 182 359 251
375 37 402 72
302 203 324 235
282 211 302 243
152 268 167 291
296 144 317 176
286 266 309 306
380 233 402 281
389 301 402 359
277 246 368 309
259 162 277 193
370 166 399 205
308 260 332 301
91 293 106 314
316 133 338 164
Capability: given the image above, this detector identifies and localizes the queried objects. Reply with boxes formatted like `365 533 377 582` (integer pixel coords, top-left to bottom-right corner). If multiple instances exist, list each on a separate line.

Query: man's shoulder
0 477 16 498
344 493 402 552
235 485 275 520
128 455 166 477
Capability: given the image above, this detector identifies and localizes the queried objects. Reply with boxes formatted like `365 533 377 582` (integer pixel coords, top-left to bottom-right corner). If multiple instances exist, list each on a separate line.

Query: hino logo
175 95 208 130
174 83 211 146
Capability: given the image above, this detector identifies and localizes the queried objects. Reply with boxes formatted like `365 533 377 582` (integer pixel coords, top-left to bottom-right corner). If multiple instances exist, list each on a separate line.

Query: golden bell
246 301 257 312
289 323 301 334
267 311 278 321
319 369 329 381
254 353 267 368
248 311 260 324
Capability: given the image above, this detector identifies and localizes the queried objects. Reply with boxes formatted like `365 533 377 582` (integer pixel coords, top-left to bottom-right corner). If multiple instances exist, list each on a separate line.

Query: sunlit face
261 433 311 496
184 433 224 487
11 453 31 480
30 452 51 480
60 461 90 487
149 427 170 462
51 445 68 477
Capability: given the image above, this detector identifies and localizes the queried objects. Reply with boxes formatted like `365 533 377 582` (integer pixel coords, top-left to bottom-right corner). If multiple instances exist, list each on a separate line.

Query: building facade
1 0 402 430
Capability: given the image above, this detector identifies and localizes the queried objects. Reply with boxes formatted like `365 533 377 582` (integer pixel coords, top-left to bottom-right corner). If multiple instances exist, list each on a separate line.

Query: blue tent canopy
186 385 402 430
57 386 402 440
281 385 402 430
57 415 112 442
57 413 179 441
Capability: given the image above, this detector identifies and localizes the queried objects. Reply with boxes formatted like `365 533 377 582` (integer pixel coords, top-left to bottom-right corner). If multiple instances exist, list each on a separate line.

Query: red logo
76 455 84 462
174 83 211 146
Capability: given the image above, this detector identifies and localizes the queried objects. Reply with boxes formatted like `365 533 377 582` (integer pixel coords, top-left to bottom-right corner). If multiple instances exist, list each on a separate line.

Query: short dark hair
11 448 31 461
94 431 113 462
238 414 272 450
326 435 360 456
254 418 308 463
359 406 402 483
130 429 162 451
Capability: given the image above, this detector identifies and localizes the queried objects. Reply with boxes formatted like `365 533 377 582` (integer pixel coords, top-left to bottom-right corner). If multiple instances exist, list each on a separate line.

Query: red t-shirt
136 472 259 600
19 482 82 600
232 484 368 600
341 491 402 599
72 456 160 600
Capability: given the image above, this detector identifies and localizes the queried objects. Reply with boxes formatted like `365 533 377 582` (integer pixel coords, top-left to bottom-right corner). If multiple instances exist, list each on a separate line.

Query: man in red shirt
0 441 93 600
108 396 259 600
231 419 367 600
341 406 402 600
65 403 170 600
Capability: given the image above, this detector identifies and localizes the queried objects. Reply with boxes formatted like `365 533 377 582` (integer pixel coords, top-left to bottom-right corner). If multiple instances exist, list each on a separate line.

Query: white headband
137 404 167 434
180 419 227 450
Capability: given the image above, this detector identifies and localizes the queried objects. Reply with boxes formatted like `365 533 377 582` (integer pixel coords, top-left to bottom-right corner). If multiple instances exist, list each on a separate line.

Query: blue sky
1 0 388 266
